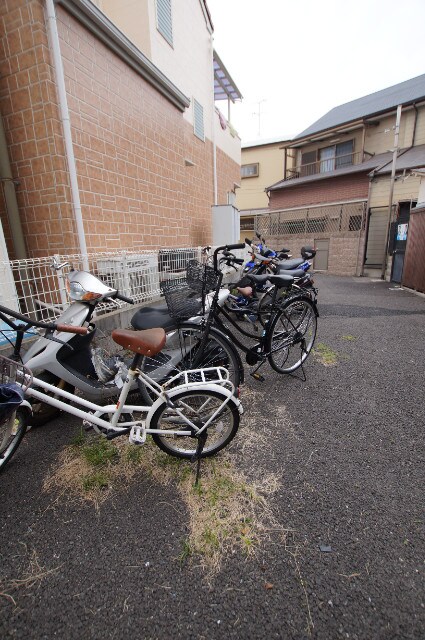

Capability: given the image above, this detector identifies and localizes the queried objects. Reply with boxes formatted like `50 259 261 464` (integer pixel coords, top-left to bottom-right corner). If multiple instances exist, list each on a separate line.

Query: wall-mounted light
185 158 195 167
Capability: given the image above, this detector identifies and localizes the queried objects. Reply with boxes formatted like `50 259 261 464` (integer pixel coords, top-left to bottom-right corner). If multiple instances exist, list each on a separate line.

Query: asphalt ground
1 274 424 639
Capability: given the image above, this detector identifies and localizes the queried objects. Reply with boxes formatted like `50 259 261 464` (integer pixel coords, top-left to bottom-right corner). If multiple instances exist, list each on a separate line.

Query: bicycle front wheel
138 323 241 404
267 296 317 374
150 388 239 459
0 407 29 472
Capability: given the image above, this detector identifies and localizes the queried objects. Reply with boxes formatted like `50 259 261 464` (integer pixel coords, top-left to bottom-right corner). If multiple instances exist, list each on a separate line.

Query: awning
213 50 242 102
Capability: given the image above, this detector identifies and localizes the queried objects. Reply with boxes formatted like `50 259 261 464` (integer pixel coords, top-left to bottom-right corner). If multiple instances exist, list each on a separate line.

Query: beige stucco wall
236 143 288 212
365 105 425 153
94 0 152 57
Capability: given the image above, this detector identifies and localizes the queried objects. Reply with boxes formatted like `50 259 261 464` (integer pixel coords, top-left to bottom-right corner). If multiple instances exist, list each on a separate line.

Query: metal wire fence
256 202 367 238
0 247 202 323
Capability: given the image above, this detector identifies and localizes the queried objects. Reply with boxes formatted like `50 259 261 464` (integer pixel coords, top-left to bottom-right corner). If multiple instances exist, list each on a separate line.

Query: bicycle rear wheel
267 296 317 374
138 323 242 404
150 388 239 459
0 407 29 472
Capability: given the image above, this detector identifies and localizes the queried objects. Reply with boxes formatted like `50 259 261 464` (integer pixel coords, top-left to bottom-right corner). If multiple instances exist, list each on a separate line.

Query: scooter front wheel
29 372 74 427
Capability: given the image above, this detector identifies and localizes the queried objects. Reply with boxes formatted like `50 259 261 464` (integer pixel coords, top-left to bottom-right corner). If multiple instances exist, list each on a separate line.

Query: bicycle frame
24 365 237 438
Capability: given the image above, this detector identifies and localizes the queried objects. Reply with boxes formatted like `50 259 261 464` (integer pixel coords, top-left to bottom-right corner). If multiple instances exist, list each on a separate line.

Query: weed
341 334 357 341
179 539 193 565
125 445 143 464
71 429 85 448
82 472 109 492
82 438 119 467
313 342 338 366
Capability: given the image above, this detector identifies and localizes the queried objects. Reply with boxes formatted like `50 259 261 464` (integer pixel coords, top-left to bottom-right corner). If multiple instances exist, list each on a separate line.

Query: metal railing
0 247 202 323
256 202 367 237
286 151 364 180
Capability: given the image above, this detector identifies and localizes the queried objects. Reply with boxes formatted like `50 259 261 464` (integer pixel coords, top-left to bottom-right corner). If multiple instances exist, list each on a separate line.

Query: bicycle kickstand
191 430 208 486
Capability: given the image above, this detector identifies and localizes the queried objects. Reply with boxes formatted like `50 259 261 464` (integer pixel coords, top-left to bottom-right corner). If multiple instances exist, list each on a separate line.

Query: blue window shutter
194 100 204 141
156 0 173 46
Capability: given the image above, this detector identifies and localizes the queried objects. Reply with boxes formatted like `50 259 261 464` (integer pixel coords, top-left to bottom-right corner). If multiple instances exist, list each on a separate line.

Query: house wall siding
369 175 421 208
0 0 239 258
269 173 369 210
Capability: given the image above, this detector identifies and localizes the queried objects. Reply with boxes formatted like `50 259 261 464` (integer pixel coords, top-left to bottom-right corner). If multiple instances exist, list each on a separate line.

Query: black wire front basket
162 259 221 320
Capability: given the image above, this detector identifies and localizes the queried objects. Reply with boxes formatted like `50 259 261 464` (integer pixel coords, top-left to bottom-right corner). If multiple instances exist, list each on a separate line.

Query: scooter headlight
66 279 102 301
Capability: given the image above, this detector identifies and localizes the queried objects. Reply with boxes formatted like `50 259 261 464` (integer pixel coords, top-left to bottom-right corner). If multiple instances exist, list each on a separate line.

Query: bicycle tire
150 388 239 459
137 323 242 405
0 407 29 472
266 296 317 374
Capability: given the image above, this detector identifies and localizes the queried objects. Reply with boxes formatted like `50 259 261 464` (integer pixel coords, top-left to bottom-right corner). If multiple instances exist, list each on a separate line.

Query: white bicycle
0 305 243 480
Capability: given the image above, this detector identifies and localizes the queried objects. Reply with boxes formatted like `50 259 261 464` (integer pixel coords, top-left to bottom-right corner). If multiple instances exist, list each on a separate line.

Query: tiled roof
294 73 425 140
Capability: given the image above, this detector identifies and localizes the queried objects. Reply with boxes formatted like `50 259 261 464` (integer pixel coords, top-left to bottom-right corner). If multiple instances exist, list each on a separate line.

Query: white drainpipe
210 34 218 206
45 0 89 268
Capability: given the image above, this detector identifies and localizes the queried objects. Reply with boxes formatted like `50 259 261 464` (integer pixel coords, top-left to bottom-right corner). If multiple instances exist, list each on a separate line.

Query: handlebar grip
224 243 245 251
115 293 135 304
56 324 88 335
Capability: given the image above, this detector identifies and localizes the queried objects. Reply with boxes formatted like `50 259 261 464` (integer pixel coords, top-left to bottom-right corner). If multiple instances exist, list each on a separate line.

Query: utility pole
381 104 402 280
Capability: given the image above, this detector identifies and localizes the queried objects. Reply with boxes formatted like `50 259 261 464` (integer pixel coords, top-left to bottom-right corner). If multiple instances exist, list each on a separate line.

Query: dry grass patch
0 545 62 607
43 427 286 575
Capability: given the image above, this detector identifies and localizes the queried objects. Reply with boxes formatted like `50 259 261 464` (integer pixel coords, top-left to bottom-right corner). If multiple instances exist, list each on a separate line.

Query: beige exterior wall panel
94 0 152 57
369 175 421 208
237 143 287 212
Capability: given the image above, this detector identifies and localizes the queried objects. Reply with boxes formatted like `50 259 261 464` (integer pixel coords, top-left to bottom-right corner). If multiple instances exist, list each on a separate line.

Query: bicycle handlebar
213 243 245 270
0 303 88 335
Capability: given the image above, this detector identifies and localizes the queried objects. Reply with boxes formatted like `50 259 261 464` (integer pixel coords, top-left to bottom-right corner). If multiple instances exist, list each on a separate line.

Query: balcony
286 151 365 181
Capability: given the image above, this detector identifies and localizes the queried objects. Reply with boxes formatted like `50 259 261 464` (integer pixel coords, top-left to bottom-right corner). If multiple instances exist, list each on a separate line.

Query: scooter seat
275 267 306 278
131 301 175 330
277 258 304 269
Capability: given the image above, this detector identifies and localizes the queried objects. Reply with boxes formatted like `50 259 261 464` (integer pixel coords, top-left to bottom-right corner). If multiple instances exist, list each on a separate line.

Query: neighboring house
235 138 292 240
261 74 425 280
0 0 241 261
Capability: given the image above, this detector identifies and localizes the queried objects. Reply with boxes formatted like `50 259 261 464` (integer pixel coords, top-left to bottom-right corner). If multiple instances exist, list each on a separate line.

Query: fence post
54 254 69 309
122 251 131 297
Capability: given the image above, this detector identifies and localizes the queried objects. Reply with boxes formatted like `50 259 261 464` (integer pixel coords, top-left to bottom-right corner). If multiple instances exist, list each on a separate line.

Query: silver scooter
22 264 137 425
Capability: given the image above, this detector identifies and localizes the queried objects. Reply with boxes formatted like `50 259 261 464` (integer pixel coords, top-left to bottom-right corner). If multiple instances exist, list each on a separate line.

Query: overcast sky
208 0 425 144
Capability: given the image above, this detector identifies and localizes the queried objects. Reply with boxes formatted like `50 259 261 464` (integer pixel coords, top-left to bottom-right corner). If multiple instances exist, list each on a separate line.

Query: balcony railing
286 151 364 181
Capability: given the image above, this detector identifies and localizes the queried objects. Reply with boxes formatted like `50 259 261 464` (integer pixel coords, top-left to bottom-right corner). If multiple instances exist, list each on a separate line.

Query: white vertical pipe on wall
45 0 89 269
210 35 218 206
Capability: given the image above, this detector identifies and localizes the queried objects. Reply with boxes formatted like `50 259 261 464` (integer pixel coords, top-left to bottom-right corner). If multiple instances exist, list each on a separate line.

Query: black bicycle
132 244 319 388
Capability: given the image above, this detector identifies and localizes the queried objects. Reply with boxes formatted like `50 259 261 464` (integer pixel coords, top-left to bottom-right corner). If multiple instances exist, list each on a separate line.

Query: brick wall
0 0 78 257
0 0 240 259
269 173 370 210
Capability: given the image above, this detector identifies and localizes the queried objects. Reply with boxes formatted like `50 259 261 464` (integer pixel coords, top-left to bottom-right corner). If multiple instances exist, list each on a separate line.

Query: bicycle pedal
129 424 146 445
83 418 94 431
250 372 265 382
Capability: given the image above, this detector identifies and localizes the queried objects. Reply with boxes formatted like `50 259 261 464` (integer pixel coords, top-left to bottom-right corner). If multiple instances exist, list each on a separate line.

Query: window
319 140 354 173
156 0 173 46
240 216 254 230
241 163 259 178
193 99 204 141
301 151 317 177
